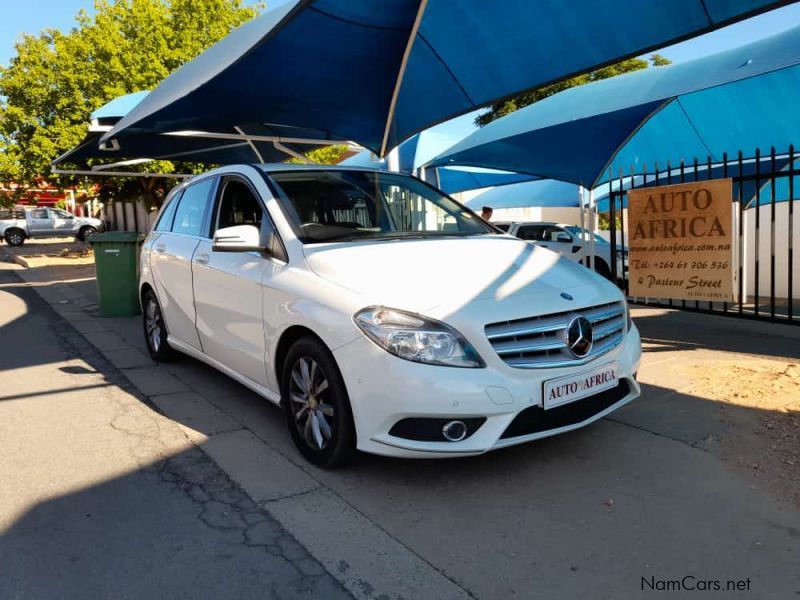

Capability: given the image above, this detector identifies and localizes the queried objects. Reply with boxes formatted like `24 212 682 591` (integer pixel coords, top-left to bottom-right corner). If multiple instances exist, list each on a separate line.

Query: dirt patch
687 360 800 507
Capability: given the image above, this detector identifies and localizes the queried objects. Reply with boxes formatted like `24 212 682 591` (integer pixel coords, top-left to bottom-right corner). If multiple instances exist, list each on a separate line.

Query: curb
0 246 30 268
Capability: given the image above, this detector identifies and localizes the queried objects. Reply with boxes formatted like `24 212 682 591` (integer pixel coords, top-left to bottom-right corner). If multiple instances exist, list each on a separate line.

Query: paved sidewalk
4 255 800 599
0 263 350 600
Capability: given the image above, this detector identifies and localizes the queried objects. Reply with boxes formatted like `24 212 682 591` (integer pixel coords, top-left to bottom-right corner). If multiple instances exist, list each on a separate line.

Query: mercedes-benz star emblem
565 316 593 358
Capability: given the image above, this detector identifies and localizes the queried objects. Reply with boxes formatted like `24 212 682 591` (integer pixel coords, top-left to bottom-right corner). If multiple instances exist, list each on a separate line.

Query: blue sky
1 1 799 68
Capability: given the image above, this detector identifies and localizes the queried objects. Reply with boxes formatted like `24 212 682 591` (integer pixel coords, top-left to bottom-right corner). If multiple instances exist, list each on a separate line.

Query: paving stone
268 487 470 600
151 391 242 438
103 347 153 369
201 430 319 503
122 366 189 396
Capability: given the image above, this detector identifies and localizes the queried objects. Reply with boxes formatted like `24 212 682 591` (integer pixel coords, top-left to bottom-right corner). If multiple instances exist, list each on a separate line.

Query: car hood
303 235 621 317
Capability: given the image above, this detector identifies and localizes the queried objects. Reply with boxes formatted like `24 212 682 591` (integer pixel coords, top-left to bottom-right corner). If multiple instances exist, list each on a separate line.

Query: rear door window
171 179 214 237
155 191 182 232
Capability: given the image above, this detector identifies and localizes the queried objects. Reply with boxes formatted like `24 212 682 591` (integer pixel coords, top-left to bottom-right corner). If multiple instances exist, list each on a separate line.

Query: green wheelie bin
90 231 146 317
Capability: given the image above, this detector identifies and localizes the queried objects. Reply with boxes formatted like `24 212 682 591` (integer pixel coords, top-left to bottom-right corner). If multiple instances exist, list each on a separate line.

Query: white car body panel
139 164 642 459
149 232 203 350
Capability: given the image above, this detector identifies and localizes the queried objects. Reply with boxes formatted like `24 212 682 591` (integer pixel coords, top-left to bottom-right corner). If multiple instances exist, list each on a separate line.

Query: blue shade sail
431 25 800 187
436 167 537 194
54 93 312 167
100 0 789 157
466 180 581 210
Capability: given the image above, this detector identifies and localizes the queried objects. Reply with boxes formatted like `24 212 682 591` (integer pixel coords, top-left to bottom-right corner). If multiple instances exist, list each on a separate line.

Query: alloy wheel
145 298 162 353
289 357 334 450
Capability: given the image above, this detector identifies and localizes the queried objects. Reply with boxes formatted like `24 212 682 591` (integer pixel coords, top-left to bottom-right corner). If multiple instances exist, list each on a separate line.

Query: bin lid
89 231 146 244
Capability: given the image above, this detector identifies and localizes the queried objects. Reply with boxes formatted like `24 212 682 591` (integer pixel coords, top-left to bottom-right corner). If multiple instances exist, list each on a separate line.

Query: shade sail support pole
163 130 352 146
235 126 265 162
379 0 428 157
578 186 586 264
588 188 596 271
51 167 191 179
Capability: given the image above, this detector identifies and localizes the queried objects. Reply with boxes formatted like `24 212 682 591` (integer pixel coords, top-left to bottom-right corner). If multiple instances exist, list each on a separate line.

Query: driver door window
215 180 263 232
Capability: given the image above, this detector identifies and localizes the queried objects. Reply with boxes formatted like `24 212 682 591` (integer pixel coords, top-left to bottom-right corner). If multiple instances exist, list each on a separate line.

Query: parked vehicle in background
140 165 641 468
0 207 104 246
500 221 626 280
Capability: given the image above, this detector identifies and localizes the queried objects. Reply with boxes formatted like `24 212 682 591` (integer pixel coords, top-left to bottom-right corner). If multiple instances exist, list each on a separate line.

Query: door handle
194 254 209 265
155 244 166 254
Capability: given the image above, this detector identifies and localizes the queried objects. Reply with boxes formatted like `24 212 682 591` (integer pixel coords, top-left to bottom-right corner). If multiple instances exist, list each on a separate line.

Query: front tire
4 229 25 247
142 289 177 362
594 259 613 281
281 337 355 468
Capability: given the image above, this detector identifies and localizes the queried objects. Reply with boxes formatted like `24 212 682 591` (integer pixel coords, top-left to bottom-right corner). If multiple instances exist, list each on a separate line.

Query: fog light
442 420 468 442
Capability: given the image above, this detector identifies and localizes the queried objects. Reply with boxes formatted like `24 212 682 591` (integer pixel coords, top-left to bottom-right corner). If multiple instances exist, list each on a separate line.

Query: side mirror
556 233 573 243
212 225 265 253
65 215 74 219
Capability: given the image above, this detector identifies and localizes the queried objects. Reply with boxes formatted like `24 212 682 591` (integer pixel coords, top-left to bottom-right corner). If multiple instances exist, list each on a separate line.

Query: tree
476 54 671 127
287 144 351 165
0 0 263 207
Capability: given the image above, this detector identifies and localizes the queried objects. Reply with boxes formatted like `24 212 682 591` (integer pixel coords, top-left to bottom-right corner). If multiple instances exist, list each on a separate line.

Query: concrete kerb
14 266 473 600
0 245 29 269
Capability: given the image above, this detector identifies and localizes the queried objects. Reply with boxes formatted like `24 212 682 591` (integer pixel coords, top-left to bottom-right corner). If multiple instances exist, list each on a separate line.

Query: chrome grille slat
494 338 567 356
485 301 626 369
486 321 566 340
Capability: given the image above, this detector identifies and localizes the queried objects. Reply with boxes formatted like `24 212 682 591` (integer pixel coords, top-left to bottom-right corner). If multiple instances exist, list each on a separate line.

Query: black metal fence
606 146 797 325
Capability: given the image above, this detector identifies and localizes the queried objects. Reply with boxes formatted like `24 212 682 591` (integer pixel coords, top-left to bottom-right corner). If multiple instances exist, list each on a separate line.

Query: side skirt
168 337 282 406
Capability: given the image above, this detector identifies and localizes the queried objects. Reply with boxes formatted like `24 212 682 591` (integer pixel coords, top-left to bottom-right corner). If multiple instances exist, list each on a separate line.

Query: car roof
256 163 388 174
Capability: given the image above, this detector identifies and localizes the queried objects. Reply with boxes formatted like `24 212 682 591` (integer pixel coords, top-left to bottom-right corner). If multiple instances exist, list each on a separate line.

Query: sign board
627 179 734 303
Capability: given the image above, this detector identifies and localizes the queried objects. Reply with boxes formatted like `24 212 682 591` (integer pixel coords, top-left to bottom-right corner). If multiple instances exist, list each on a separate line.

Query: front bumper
333 325 642 458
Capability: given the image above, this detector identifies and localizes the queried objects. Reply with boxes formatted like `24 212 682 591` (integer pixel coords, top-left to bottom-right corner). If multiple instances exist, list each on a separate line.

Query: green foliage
0 0 263 202
476 54 672 127
287 145 351 165
598 212 622 231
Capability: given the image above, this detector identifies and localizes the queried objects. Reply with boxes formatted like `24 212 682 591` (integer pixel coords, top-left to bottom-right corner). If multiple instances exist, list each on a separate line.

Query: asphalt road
0 264 350 600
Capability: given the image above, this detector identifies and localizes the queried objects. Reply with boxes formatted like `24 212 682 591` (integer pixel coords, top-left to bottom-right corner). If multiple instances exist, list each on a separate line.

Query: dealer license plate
543 363 619 410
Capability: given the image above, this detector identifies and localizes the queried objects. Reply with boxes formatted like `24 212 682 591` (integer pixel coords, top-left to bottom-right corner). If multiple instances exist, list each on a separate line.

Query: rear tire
78 226 97 242
142 289 178 362
4 229 25 247
281 337 356 469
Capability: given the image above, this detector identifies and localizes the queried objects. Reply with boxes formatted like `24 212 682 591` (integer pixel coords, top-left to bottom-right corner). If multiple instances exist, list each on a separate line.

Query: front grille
500 380 630 439
485 301 626 369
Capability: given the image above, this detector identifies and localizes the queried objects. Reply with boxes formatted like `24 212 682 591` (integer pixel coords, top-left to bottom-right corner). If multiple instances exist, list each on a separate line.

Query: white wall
742 201 800 301
488 206 581 224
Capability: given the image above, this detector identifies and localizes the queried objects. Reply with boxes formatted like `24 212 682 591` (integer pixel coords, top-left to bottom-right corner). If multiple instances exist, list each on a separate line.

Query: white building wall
743 202 800 300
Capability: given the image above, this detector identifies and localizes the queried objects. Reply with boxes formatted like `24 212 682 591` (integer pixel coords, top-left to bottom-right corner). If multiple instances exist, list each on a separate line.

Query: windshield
565 226 608 244
268 170 494 243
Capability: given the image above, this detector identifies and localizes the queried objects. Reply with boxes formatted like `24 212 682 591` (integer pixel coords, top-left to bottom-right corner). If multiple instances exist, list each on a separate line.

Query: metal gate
606 146 797 325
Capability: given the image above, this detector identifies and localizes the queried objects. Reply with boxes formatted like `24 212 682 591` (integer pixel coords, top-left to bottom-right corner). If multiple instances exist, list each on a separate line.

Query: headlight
354 307 485 368
623 296 633 332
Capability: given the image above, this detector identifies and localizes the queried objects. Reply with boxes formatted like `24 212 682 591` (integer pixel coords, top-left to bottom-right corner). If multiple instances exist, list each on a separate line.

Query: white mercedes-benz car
139 165 641 467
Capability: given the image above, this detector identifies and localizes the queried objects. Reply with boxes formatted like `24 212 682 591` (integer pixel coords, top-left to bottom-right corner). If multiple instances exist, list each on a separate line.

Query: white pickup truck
0 207 105 246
